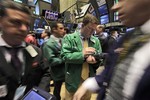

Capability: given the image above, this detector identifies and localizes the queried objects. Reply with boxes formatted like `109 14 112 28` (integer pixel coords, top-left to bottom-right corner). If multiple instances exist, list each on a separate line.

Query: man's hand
82 47 96 58
86 55 97 64
114 47 124 53
73 85 88 100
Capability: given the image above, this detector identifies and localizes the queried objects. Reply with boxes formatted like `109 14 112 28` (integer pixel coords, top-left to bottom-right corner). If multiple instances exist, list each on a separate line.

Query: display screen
33 18 41 30
43 0 52 3
114 0 119 21
33 0 38 4
35 2 40 15
23 91 46 100
100 14 109 24
98 4 108 16
65 23 73 32
114 12 119 21
92 11 96 17
126 27 135 33
14 0 22 3
42 10 59 20
33 18 47 30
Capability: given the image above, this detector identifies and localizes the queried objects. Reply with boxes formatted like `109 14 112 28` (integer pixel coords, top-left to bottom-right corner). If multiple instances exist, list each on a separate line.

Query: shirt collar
140 19 150 34
50 35 62 41
78 30 90 40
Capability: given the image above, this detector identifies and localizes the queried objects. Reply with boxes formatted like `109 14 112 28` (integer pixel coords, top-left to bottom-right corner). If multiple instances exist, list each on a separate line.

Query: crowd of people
0 0 150 100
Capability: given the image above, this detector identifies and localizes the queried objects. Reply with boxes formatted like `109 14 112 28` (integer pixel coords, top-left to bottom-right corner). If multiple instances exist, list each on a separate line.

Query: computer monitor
98 4 108 16
100 14 109 24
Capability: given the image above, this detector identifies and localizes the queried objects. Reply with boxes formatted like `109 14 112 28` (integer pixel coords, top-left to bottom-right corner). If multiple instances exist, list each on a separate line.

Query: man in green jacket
61 14 102 100
42 21 65 100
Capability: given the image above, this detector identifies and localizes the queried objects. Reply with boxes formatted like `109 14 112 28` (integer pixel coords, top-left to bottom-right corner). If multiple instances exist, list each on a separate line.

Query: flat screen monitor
33 0 38 4
42 0 52 3
14 0 22 3
114 0 119 21
41 20 47 28
35 2 40 15
65 23 73 31
33 18 41 30
92 11 96 17
114 12 119 21
98 4 108 16
42 10 59 21
100 14 109 24
126 27 135 33
33 18 47 30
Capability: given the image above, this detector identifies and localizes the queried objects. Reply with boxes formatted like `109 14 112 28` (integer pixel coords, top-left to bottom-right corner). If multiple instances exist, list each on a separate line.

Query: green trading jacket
61 31 102 92
42 37 65 81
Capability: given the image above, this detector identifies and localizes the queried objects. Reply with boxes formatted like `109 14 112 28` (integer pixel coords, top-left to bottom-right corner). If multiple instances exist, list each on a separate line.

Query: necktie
81 39 89 80
6 47 22 74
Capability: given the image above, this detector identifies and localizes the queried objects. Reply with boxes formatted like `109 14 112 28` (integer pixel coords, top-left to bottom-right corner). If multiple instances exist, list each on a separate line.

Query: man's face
54 23 65 38
82 23 97 38
0 8 30 45
111 0 150 27
96 25 103 35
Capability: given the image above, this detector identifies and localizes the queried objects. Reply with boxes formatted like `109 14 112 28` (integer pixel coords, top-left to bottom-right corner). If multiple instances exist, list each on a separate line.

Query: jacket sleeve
42 43 63 67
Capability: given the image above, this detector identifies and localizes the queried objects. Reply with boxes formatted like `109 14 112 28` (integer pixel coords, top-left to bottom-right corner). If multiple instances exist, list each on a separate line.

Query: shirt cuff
82 77 100 92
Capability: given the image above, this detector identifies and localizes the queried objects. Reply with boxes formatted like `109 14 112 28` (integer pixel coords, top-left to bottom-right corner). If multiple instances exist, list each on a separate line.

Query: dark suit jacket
96 29 150 100
133 65 150 100
96 32 131 100
0 44 50 100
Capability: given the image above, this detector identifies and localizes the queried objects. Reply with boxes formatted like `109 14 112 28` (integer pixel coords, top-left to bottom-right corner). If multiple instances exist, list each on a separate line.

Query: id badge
13 85 26 100
0 85 7 97
25 45 38 57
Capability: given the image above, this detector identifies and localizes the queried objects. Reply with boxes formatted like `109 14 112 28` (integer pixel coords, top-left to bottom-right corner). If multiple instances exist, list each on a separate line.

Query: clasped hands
82 47 97 64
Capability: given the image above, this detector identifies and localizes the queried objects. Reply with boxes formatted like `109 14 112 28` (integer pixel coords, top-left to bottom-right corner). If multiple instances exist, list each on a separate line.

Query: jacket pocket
65 72 73 84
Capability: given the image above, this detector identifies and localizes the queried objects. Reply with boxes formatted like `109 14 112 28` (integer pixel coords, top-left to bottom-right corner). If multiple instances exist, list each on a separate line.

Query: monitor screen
126 27 135 33
65 23 73 31
33 18 47 30
100 14 109 24
42 10 59 21
42 0 52 3
33 18 41 30
114 12 119 21
23 90 46 100
28 0 35 6
98 4 108 16
92 11 96 17
33 0 38 4
35 2 40 15
114 0 119 21
14 0 22 3
41 20 47 28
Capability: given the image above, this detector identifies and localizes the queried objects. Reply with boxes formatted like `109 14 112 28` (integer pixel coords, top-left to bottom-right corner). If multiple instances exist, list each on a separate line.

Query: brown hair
82 14 99 27
0 0 31 17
